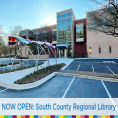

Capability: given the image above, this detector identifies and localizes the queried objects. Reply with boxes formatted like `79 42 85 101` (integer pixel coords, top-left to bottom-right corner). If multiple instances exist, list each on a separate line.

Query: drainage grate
103 61 115 63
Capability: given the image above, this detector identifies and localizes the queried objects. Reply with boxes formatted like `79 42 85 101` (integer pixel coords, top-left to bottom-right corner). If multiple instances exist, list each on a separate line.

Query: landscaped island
14 63 65 84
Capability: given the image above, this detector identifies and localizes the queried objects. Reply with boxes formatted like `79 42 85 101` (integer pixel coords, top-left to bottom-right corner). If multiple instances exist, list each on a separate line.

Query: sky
0 0 91 34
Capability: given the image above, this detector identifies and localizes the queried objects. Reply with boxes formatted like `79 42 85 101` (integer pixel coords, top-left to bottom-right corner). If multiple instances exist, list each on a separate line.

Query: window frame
99 46 101 54
109 46 112 53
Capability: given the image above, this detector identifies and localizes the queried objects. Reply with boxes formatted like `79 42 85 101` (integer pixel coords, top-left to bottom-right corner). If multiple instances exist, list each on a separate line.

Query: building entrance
58 48 67 58
56 44 69 58
60 49 64 57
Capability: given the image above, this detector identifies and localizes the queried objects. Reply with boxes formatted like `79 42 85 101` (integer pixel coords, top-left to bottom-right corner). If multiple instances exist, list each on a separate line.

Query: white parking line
77 64 80 71
62 65 79 98
106 66 115 74
101 80 112 98
92 65 94 72
101 80 118 113
62 76 75 98
0 88 8 93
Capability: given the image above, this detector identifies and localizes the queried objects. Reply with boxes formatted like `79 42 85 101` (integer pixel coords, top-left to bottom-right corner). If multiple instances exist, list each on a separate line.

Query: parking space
92 63 112 74
65 77 109 98
0 75 73 98
65 59 118 74
103 81 118 98
0 74 118 98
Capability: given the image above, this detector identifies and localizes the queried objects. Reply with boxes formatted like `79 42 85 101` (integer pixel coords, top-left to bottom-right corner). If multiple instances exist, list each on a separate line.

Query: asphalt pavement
0 75 118 98
65 59 118 74
0 58 118 98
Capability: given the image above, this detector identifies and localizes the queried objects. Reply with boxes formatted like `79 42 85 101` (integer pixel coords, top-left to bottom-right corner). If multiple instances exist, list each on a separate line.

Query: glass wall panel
34 31 40 41
57 17 72 45
52 31 57 41
57 12 72 19
42 31 49 42
20 30 29 36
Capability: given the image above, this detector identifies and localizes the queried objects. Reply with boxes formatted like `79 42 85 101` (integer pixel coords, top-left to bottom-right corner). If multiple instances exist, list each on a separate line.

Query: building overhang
56 44 69 49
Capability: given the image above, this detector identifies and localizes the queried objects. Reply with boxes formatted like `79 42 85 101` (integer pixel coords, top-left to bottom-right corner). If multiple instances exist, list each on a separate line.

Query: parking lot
65 59 118 74
0 74 118 98
0 59 118 98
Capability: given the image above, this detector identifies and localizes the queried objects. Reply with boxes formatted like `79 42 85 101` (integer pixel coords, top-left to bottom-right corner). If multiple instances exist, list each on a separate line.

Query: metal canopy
56 44 69 49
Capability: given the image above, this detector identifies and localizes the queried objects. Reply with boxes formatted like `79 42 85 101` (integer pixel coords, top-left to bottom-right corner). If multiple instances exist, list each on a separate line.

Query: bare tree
0 25 5 45
9 25 23 36
87 0 118 37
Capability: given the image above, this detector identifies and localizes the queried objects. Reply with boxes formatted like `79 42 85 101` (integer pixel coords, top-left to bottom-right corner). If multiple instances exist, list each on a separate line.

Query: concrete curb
55 72 118 83
0 63 68 90
60 59 74 70
0 64 20 69
0 72 55 90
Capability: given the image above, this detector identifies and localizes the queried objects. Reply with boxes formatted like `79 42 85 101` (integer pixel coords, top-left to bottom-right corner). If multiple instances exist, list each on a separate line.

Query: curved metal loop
11 37 57 71
40 45 50 67
12 45 24 68
48 46 57 64
25 46 29 66
24 44 37 72
28 46 36 60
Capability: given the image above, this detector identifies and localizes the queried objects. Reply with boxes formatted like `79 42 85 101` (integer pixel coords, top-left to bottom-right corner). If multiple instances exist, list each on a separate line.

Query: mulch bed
0 64 7 67
14 63 65 84
9 62 19 65
74 71 118 79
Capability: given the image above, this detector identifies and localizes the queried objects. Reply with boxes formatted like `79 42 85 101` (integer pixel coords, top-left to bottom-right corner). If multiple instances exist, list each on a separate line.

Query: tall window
108 19 111 29
89 23 91 29
99 46 101 54
89 47 91 54
94 23 96 29
104 20 106 28
109 46 111 53
52 31 57 41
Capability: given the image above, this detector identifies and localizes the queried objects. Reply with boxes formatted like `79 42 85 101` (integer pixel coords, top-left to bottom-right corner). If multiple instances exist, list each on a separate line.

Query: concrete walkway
0 58 73 84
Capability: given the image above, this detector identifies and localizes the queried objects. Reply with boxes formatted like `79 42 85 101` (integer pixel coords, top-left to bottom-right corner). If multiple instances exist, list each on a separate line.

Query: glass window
57 17 72 45
108 19 111 29
104 20 106 28
99 46 101 54
76 26 84 38
89 23 91 29
109 46 111 53
89 47 91 54
57 12 72 19
42 31 49 42
52 31 57 41
20 30 28 36
94 23 96 29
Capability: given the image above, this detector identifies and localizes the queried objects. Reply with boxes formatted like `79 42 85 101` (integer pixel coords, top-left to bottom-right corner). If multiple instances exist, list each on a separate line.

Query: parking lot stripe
92 65 94 73
101 80 118 113
62 76 75 98
101 80 112 98
77 64 80 71
106 66 115 74
92 65 94 72
0 88 8 93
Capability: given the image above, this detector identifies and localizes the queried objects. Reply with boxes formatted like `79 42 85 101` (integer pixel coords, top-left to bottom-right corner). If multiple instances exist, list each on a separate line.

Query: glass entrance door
60 49 64 57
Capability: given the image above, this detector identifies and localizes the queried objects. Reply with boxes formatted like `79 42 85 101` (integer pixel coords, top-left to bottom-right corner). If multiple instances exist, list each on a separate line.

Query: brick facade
86 13 118 58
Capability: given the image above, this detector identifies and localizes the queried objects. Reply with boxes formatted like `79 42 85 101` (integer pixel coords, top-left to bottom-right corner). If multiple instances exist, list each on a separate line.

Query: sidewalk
0 58 73 84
